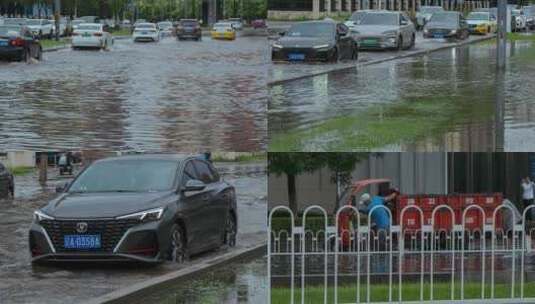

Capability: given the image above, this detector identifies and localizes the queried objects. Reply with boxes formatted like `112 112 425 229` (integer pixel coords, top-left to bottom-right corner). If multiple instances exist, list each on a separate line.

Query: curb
268 34 496 87
43 45 70 52
84 242 266 304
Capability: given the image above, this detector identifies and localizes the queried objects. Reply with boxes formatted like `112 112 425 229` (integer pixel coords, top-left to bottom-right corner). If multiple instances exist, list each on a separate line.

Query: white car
157 21 174 37
71 19 85 31
512 9 528 31
71 23 113 50
133 23 160 42
26 19 54 38
228 18 243 30
49 19 67 36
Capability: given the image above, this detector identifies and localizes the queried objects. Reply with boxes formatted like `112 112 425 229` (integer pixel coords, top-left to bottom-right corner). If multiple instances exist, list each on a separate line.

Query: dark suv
29 154 237 264
176 19 202 41
0 162 14 199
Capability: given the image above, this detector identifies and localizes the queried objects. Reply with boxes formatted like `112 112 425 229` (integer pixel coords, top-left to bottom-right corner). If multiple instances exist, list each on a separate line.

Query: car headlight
313 44 330 49
272 43 283 49
116 207 165 222
450 29 457 34
423 28 428 34
382 30 397 37
34 210 54 222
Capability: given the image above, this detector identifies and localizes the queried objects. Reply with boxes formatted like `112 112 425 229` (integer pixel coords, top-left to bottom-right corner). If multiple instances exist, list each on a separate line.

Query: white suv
26 19 54 38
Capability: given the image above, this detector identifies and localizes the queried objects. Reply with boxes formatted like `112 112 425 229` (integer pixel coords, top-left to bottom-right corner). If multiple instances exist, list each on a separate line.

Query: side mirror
56 182 68 193
183 179 206 192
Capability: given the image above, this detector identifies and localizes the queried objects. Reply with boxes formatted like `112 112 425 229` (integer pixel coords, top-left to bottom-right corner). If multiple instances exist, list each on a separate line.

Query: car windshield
4 19 26 25
360 13 398 25
0 26 21 36
350 11 368 22
420 7 444 14
158 22 172 27
68 159 178 193
77 25 100 31
181 20 198 26
287 23 334 37
214 23 231 29
468 13 489 20
430 13 457 23
136 24 155 29
26 19 42 25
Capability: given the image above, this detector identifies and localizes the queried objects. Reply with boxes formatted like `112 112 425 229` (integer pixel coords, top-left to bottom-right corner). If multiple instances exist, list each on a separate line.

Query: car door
178 160 215 253
192 159 226 246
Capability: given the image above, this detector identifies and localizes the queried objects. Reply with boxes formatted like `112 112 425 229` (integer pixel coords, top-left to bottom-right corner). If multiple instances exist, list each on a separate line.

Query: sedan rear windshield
68 160 178 193
136 24 155 29
430 13 458 23
77 25 101 31
0 26 21 36
287 23 334 37
467 13 489 20
360 13 399 25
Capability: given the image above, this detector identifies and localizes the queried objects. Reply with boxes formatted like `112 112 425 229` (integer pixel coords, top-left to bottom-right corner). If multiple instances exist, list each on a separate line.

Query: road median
268 34 496 87
84 242 266 304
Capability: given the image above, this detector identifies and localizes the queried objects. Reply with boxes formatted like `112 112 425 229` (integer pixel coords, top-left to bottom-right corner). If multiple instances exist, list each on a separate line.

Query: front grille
40 219 139 253
429 29 451 35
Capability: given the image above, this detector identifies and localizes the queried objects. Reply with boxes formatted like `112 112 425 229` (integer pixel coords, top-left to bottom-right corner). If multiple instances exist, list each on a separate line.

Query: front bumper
423 29 457 39
0 47 24 60
271 47 335 62
177 31 201 39
468 25 489 34
29 218 169 264
211 32 235 40
356 36 398 50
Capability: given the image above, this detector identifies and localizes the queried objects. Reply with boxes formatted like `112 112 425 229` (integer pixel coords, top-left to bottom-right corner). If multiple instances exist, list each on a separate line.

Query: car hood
41 191 175 219
425 22 457 30
278 36 334 48
354 25 399 35
467 20 488 25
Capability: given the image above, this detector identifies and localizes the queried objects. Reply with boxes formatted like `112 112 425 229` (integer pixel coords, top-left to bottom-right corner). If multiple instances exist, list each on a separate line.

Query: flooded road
268 39 535 152
0 162 266 304
126 257 267 304
0 36 268 152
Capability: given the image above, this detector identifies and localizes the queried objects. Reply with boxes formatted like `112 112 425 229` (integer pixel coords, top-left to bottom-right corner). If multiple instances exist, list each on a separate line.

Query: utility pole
54 0 60 41
496 0 507 69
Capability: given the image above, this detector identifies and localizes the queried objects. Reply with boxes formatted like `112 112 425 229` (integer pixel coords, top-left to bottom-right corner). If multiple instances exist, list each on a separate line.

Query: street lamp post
496 0 507 69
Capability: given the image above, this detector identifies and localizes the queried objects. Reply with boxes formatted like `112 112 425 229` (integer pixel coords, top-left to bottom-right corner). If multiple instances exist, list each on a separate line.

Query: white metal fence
268 203 535 304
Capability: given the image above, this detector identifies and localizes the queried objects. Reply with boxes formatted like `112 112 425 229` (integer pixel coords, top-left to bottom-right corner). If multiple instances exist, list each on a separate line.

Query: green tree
269 153 366 213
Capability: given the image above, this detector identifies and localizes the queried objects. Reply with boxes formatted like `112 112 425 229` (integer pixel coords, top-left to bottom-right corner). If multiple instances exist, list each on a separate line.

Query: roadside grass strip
271 281 535 303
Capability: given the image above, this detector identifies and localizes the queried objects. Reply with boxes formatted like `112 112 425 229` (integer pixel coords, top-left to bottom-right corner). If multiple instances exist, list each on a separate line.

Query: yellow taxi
211 22 236 40
466 11 497 34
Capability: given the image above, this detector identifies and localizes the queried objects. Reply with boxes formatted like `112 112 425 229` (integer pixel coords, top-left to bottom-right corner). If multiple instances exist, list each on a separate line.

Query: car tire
224 213 237 247
168 223 188 263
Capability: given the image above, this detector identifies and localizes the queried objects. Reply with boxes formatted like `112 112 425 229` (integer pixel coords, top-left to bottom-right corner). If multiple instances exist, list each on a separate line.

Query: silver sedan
351 11 416 51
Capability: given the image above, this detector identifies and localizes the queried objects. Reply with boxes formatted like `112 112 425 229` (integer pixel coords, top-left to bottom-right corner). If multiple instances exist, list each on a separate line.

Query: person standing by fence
521 177 535 221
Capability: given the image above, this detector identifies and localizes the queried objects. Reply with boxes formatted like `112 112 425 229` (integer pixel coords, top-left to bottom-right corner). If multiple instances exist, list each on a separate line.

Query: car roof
95 154 197 164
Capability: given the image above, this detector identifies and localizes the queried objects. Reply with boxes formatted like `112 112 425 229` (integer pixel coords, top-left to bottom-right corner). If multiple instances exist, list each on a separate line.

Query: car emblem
76 222 88 233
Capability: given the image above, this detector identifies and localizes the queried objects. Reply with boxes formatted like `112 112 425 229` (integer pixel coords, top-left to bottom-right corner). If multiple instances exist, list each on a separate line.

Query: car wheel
397 36 403 51
168 224 187 263
224 213 237 247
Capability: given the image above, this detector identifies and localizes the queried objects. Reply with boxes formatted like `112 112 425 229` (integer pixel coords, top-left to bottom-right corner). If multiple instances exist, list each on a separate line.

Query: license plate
362 39 378 45
288 53 305 61
82 32 91 37
64 234 101 249
0 40 7 47
433 34 444 38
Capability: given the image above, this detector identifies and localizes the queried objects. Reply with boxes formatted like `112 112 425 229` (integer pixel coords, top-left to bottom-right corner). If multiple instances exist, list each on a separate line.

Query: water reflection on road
0 36 268 151
268 40 535 152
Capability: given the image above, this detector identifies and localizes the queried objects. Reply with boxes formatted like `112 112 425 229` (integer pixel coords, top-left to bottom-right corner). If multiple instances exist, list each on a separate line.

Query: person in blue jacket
359 188 399 231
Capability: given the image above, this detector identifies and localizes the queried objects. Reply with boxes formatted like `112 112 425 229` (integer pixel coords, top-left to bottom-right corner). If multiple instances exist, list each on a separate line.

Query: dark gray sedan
423 11 469 40
29 154 237 264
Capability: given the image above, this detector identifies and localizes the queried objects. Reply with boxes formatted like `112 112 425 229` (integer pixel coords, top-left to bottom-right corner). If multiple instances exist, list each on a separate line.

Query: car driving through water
351 11 415 51
271 20 358 62
29 154 238 264
423 11 469 40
